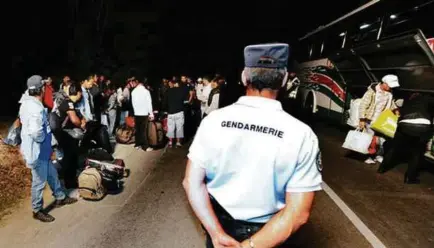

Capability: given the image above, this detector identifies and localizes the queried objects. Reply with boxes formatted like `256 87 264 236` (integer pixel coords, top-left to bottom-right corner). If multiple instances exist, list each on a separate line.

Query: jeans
167 111 184 139
107 110 117 135
31 159 65 212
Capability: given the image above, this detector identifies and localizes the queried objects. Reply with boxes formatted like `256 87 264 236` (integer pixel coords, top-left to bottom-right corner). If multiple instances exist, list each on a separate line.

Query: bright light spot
390 14 397 19
339 32 345 37
360 24 370 29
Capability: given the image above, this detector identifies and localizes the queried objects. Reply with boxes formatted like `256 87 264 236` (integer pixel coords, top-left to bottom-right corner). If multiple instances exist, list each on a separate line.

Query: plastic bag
342 128 373 154
2 119 22 146
370 109 398 138
347 99 361 128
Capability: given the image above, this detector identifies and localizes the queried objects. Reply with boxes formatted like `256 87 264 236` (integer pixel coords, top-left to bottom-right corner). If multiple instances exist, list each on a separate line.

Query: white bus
293 0 434 123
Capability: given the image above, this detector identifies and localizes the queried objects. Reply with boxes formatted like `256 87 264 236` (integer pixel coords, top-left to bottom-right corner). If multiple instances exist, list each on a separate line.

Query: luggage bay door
352 29 434 93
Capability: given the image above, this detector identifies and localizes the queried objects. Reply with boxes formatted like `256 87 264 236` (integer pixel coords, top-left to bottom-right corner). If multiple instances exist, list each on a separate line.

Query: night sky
7 0 363 117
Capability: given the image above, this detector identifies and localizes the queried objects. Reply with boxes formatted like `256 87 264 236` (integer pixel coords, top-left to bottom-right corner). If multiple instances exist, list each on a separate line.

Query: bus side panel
297 58 346 122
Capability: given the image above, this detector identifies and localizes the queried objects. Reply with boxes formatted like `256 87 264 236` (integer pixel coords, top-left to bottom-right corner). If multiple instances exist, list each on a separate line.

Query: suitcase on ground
148 121 165 148
116 124 136 144
100 170 122 191
78 168 106 200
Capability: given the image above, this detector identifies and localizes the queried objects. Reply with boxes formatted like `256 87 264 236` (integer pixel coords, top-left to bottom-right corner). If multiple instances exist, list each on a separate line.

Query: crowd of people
15 72 232 222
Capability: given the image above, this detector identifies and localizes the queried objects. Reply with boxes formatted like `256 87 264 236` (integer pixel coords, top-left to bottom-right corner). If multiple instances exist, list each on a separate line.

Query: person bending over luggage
378 93 434 184
20 75 77 223
56 81 84 189
164 80 189 147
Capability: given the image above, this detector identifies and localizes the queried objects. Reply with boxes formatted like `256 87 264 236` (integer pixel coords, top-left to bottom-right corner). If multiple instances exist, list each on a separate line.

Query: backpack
115 124 135 144
78 168 106 200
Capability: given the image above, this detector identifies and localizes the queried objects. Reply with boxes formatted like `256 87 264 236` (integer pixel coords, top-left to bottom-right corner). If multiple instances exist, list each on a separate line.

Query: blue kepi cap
244 43 289 69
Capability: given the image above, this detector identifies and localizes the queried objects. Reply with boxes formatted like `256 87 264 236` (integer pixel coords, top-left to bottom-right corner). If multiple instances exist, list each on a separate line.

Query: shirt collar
236 96 283 111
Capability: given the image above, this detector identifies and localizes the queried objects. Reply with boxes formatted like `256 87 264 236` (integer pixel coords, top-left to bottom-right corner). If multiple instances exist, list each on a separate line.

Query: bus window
322 30 346 56
384 2 434 38
298 40 310 62
349 16 382 45
308 40 324 60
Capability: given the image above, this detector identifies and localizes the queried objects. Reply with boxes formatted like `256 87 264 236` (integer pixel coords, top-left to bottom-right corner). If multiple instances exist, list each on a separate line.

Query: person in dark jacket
163 80 189 147
378 93 434 184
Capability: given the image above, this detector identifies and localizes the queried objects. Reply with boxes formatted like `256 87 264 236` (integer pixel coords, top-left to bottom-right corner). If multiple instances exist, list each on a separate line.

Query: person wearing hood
19 75 77 223
358 74 400 164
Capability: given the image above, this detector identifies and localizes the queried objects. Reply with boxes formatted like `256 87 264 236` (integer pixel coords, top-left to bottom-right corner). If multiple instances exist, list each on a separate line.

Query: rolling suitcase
147 121 165 148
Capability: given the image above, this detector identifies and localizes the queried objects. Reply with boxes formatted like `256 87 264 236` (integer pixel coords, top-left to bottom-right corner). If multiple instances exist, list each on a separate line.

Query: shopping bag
370 109 398 138
2 118 22 146
342 128 373 154
346 99 361 128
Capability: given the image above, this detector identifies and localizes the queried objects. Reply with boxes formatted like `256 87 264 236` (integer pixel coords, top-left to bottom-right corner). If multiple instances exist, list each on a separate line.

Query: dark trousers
205 195 293 247
135 115 149 148
58 132 79 189
380 123 432 179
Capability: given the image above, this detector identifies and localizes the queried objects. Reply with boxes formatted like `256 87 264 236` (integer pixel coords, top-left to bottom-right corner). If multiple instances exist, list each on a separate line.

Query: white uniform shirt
131 84 153 116
188 96 322 223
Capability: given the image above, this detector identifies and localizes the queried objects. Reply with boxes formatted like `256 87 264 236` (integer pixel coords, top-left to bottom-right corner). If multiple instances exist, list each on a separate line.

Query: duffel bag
148 121 165 148
115 124 135 144
85 158 126 179
78 168 106 200
87 148 114 161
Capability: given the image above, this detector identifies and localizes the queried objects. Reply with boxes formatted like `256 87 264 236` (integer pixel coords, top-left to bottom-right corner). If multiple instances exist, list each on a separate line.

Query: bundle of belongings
115 111 167 149
78 148 129 200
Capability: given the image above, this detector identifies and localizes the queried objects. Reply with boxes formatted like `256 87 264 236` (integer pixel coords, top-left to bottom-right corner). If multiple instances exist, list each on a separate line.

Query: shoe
55 197 78 208
167 142 172 148
176 142 182 148
404 173 420 184
33 211 55 222
145 147 154 152
135 146 141 150
375 156 383 163
364 158 376 164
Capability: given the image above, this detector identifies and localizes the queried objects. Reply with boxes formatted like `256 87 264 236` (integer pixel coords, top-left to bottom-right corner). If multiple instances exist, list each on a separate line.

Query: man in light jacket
19 75 77 223
358 74 400 164
130 77 154 151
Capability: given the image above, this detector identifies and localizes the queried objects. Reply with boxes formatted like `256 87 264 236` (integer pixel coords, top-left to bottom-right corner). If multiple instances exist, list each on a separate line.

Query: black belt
208 194 264 241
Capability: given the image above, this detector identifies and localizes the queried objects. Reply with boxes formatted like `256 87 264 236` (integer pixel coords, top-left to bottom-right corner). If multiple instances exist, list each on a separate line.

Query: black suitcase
87 148 114 161
100 170 122 191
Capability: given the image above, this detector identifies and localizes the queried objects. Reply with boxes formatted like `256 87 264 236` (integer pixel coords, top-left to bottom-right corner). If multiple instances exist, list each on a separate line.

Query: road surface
0 124 433 248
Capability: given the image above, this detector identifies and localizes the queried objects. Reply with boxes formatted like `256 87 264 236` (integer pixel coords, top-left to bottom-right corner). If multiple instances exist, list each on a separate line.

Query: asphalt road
1 123 433 248
79 145 372 248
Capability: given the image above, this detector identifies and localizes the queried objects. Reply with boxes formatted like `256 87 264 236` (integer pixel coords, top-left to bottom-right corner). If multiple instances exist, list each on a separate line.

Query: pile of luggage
115 112 167 149
78 148 129 201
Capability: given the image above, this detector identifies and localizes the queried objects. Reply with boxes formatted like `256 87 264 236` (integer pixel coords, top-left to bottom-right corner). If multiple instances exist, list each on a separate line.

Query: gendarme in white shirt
131 84 153 116
188 96 322 223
